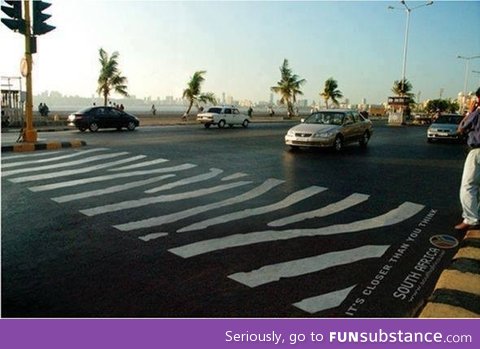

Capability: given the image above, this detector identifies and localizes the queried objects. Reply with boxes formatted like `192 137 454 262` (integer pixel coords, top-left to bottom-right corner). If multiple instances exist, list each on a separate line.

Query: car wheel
78 127 86 132
334 135 343 152
218 119 226 128
204 123 211 129
127 121 136 131
427 138 433 143
242 119 249 128
359 131 370 148
117 127 123 131
89 122 99 132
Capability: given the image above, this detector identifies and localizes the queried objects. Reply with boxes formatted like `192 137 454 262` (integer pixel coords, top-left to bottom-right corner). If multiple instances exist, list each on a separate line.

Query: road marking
293 285 356 314
138 233 169 241
2 152 130 177
228 245 389 287
80 181 253 217
222 173 248 181
108 158 169 171
9 155 143 183
268 193 370 227
168 202 425 258
1 148 107 168
145 168 223 194
28 164 196 192
178 186 327 233
1 150 63 160
113 178 284 232
51 175 174 203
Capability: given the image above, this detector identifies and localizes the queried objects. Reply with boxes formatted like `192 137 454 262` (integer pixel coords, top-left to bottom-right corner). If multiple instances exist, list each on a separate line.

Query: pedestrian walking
247 106 253 117
151 104 156 115
455 87 480 231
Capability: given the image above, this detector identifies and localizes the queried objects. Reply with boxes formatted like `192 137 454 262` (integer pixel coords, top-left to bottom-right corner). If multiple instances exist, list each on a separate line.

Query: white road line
51 175 174 203
293 285 356 314
222 173 248 181
178 186 327 233
108 158 169 171
113 178 284 232
228 245 389 287
1 148 108 168
138 233 169 241
145 168 223 194
80 180 253 217
2 150 63 161
2 152 130 177
168 202 425 258
27 164 196 192
268 193 370 227
9 155 142 183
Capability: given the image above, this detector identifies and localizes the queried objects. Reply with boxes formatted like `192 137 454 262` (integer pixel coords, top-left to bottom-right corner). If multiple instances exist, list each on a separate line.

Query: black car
68 106 139 132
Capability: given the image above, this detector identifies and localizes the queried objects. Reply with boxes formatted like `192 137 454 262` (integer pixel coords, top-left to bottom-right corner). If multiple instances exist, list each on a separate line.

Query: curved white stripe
168 202 425 258
228 245 389 287
2 148 107 168
293 285 356 314
178 186 327 233
81 181 252 217
108 158 168 171
268 193 370 227
114 178 284 232
145 168 223 193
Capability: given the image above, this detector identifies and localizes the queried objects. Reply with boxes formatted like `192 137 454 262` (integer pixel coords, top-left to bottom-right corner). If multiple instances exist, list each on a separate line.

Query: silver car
427 114 464 143
285 109 373 151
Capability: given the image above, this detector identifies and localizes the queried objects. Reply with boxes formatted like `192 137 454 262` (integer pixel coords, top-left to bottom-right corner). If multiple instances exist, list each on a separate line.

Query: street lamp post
388 1 434 91
457 55 480 113
473 70 480 87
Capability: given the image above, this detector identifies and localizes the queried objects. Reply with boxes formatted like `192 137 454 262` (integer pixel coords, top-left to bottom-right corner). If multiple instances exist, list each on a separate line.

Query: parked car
197 106 250 128
68 106 139 132
285 109 373 151
427 114 464 143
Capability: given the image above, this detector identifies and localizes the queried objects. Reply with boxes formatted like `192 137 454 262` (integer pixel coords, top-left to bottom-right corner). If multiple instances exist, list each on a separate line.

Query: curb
419 230 480 318
1 140 87 153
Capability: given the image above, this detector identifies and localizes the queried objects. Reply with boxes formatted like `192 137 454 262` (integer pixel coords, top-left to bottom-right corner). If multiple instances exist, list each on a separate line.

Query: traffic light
1 0 26 34
32 0 55 36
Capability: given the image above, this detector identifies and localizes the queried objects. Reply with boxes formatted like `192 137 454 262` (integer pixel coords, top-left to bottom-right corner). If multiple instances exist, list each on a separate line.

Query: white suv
197 106 250 129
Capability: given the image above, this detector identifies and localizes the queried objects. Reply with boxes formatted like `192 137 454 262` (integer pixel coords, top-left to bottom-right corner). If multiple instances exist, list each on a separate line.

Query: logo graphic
429 234 459 249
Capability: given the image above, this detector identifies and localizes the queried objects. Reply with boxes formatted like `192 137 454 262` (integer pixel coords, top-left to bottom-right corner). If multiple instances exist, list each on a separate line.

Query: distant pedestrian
455 86 480 231
120 104 125 111
268 107 275 117
151 104 156 115
247 106 253 117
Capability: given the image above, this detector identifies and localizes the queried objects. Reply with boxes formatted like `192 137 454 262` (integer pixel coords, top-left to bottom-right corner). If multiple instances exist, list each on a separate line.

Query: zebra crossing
1 147 427 315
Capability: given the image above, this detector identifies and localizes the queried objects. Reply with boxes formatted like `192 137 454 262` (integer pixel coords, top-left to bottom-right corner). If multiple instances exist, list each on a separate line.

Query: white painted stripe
114 178 284 232
80 180 252 217
51 175 174 203
168 202 425 258
268 193 370 227
293 285 356 314
9 155 143 183
108 158 169 171
228 245 389 287
2 148 107 168
145 168 223 194
222 173 248 181
2 152 130 177
178 186 327 233
2 150 63 161
28 164 196 192
138 233 169 241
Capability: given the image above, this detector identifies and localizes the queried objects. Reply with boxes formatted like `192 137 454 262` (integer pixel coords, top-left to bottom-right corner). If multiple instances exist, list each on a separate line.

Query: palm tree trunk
183 100 194 120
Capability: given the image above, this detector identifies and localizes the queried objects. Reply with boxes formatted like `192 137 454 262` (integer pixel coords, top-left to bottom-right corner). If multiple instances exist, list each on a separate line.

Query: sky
1 0 479 105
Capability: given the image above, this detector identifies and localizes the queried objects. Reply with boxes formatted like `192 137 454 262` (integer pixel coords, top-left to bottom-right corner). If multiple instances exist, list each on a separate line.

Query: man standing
455 87 480 230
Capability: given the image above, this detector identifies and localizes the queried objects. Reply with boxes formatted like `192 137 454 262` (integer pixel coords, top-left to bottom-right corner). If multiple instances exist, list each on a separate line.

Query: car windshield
434 115 462 125
305 112 344 125
207 107 222 113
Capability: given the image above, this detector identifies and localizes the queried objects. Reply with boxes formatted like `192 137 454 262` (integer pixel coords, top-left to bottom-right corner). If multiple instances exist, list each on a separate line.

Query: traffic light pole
23 0 37 143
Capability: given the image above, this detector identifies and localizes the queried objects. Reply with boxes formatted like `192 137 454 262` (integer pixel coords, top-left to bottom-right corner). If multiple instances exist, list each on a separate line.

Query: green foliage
182 71 217 116
97 48 129 106
391 79 414 98
320 78 343 109
425 99 460 114
271 59 306 117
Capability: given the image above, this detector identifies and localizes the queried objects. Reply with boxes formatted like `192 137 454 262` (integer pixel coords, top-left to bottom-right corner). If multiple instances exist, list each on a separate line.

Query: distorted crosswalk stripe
2 147 427 315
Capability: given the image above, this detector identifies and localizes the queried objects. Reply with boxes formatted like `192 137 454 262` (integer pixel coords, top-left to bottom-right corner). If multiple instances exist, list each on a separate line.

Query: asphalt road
1 121 468 317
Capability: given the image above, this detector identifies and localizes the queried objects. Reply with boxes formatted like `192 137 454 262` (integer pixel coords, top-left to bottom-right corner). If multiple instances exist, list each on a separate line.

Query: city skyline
1 0 480 106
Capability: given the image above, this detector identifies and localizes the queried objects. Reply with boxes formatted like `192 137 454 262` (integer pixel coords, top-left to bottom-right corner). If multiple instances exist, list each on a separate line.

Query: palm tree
271 59 306 118
391 78 414 98
182 71 217 119
97 48 128 106
320 78 343 109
